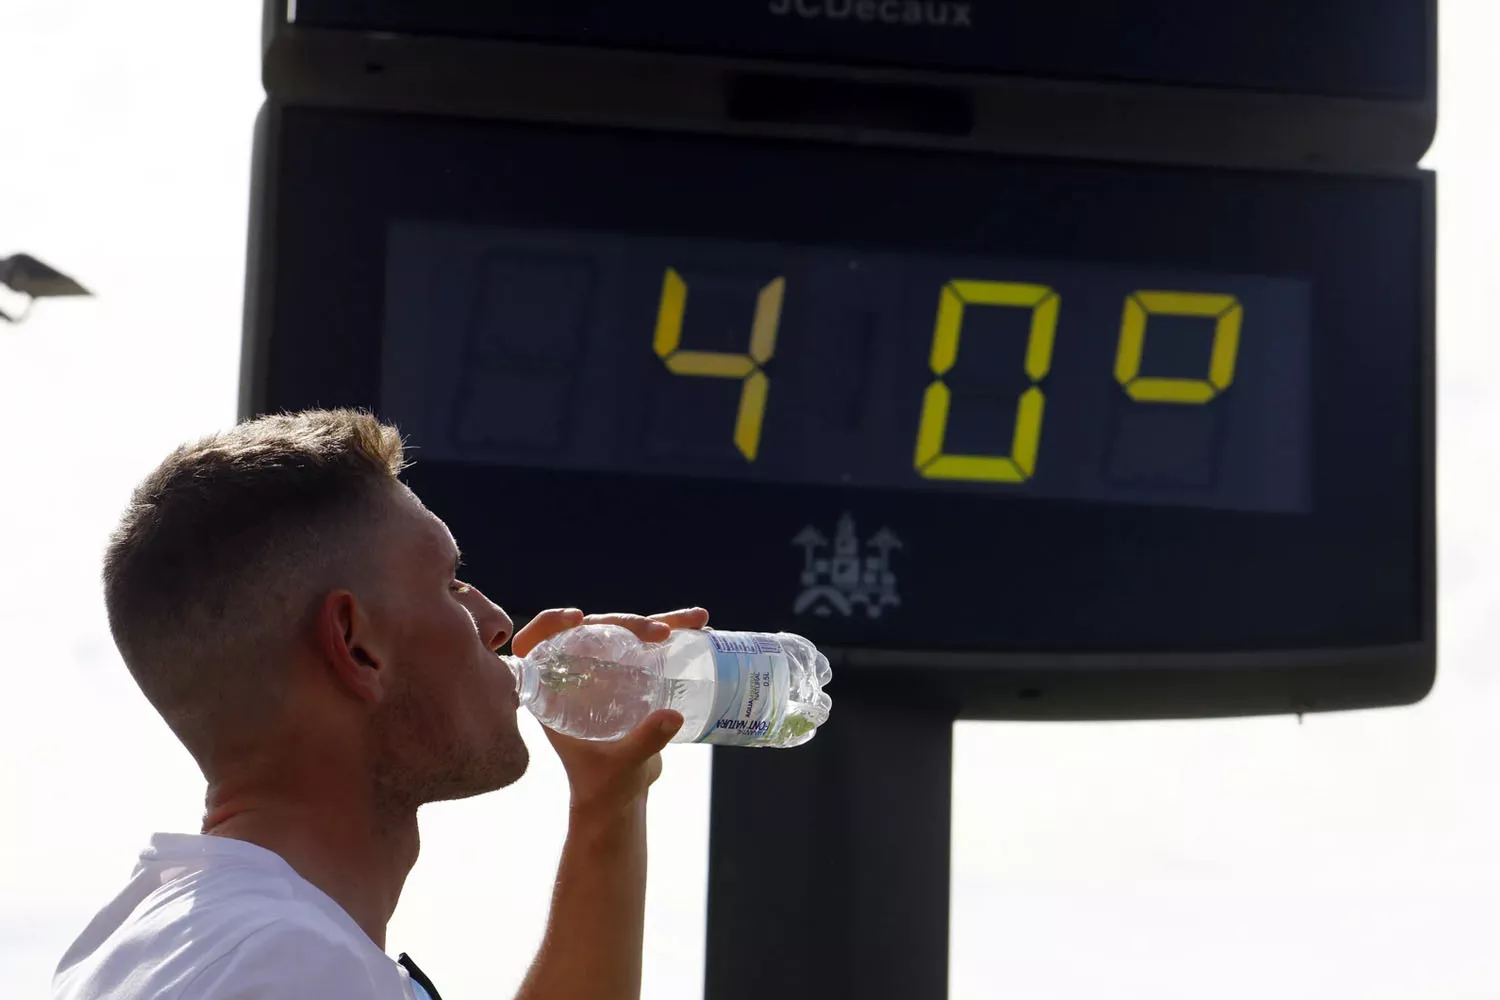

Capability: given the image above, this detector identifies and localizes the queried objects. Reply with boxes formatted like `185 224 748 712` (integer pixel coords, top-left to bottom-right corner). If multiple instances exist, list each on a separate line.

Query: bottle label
696 631 789 746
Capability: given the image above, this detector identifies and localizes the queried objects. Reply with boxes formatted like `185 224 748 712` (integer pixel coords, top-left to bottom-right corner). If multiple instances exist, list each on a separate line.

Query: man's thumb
624 709 684 758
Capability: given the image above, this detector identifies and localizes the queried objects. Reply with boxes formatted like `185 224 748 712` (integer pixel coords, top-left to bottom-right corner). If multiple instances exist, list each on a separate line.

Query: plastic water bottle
502 626 832 747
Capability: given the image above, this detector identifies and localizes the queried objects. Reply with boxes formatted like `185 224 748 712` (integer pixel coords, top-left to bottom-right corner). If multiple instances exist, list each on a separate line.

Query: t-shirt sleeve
181 919 411 1000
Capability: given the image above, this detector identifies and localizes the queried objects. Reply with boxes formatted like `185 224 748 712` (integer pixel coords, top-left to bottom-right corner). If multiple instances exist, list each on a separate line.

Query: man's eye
451 581 473 595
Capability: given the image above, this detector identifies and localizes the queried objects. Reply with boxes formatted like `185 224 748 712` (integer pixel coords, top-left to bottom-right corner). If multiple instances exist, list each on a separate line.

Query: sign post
706 696 956 1000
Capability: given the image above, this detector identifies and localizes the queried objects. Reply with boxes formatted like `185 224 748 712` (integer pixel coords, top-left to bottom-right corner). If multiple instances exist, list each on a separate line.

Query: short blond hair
102 408 410 766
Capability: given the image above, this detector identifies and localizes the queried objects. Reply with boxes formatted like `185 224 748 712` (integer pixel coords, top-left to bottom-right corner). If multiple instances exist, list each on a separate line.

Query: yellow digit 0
914 280 1059 483
652 267 785 461
1115 291 1243 403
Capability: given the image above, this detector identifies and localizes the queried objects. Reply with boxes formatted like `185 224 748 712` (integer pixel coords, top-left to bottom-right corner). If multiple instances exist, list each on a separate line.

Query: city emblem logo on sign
792 513 902 618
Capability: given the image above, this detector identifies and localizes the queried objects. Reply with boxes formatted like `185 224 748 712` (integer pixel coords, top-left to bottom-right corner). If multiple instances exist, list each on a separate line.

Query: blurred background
2 2 1495 997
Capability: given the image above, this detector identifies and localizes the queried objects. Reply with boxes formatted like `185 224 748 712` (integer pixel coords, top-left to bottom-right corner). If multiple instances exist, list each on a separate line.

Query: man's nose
463 588 514 651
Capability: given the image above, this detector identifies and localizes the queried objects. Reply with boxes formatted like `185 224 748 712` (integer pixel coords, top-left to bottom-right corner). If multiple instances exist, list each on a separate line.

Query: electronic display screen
253 107 1429 664
384 227 1309 513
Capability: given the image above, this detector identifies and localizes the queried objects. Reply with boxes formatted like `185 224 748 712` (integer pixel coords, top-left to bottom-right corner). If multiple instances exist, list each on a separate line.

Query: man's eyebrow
452 546 464 574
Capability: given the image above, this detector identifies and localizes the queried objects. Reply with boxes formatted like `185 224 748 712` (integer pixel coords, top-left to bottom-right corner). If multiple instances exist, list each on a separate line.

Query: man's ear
315 589 388 703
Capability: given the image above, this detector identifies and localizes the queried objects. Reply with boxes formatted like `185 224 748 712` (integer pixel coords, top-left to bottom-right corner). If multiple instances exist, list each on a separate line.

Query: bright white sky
2 2 1497 997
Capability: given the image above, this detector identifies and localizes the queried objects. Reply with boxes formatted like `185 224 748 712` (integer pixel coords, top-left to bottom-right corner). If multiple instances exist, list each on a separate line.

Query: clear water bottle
502 626 832 747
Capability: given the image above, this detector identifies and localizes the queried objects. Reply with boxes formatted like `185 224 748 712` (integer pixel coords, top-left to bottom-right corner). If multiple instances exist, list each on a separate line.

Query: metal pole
705 690 957 999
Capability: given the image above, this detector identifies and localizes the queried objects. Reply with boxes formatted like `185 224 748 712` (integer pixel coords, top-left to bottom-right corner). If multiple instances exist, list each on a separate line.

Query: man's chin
421 738 530 805
495 743 530 790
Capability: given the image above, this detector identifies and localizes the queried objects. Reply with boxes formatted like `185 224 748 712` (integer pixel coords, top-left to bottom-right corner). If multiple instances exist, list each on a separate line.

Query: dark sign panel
244 106 1433 714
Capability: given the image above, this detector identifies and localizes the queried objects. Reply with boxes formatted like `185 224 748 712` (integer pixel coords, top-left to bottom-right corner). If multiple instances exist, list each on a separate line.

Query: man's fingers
511 607 585 657
515 606 709 656
582 612 672 643
648 607 710 631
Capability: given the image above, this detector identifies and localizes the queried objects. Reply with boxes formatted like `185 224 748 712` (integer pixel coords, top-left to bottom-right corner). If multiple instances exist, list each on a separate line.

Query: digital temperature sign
384 226 1309 513
246 105 1432 715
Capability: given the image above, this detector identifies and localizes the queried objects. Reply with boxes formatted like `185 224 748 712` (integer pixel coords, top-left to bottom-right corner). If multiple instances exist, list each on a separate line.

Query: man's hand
512 606 711 824
511 606 711 1000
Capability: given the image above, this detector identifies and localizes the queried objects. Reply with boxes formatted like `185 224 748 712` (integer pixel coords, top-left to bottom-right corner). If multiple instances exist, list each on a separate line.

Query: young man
53 408 707 999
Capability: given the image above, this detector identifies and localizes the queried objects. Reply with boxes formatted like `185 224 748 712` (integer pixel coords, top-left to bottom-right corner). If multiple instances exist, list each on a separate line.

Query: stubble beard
373 691 531 813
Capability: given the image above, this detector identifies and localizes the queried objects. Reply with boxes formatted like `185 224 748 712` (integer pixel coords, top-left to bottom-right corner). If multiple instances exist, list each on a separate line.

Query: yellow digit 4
914 280 1059 483
1115 291 1243 403
652 267 785 461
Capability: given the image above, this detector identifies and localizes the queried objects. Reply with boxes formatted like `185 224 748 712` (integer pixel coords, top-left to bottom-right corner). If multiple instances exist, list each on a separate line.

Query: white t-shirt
52 833 430 1000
